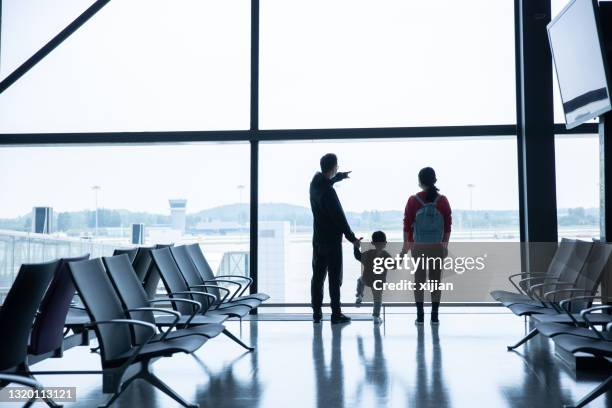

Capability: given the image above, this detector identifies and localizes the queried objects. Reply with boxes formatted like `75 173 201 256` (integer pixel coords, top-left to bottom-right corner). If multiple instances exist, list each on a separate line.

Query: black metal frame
0 0 111 94
0 0 602 306
516 0 559 276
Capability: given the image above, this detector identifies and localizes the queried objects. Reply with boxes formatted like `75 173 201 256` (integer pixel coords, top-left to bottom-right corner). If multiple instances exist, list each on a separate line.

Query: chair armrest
528 281 574 299
556 294 602 325
190 284 230 305
580 305 612 341
560 295 605 315
607 321 612 333
512 272 549 281
516 275 549 291
544 288 591 303
125 307 180 340
215 275 253 297
216 275 252 284
85 319 158 368
516 276 549 295
148 298 203 326
203 279 242 302
507 273 528 295
168 290 217 314
85 318 157 332
581 304 612 314
0 374 42 389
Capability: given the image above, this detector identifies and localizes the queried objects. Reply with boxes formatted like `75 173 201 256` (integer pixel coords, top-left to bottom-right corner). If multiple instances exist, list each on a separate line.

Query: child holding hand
354 231 392 324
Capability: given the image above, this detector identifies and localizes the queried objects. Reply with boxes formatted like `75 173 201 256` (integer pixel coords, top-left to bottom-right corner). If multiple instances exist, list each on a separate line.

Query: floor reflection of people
194 321 262 408
312 323 346 408
411 325 450 408
354 324 389 402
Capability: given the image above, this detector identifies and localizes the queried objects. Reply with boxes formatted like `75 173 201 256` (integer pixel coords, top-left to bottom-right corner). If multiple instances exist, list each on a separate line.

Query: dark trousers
311 245 343 315
412 245 444 303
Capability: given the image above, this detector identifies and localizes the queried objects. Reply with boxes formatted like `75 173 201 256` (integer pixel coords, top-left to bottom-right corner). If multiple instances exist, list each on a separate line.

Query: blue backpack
412 194 444 243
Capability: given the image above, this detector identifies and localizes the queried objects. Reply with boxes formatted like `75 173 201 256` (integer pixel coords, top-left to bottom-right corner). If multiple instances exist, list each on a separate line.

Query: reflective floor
23 309 612 408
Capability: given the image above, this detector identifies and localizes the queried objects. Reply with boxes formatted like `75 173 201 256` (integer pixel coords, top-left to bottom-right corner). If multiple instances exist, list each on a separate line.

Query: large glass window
0 0 97 78
258 137 520 303
0 0 251 133
555 134 600 239
0 143 250 288
260 0 516 129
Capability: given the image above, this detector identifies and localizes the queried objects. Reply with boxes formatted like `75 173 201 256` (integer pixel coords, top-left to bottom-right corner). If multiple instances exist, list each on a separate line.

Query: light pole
237 185 245 204
237 185 245 224
467 183 475 239
92 185 101 238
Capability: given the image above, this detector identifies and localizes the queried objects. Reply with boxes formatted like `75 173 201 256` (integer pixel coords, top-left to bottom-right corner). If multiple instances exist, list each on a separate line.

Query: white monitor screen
548 0 612 128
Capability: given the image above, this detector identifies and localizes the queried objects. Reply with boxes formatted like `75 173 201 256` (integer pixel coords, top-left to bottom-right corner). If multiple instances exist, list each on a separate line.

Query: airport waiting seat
530 307 612 326
506 241 612 349
549 306 612 408
151 247 251 319
112 248 138 263
0 260 60 407
150 247 254 350
533 295 611 337
29 254 90 358
185 243 270 302
141 244 174 299
102 254 225 341
68 258 207 408
129 246 153 280
171 245 261 310
507 241 609 316
501 240 593 310
490 238 576 303
496 240 592 317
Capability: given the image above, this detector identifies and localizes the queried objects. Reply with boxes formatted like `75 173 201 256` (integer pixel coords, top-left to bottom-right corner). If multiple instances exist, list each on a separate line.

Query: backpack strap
414 194 441 206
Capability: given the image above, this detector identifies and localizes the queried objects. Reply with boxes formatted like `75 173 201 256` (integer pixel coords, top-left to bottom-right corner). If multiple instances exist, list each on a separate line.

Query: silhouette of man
310 153 358 324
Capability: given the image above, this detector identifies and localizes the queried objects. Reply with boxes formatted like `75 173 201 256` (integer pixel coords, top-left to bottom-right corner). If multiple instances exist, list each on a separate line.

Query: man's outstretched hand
332 171 352 183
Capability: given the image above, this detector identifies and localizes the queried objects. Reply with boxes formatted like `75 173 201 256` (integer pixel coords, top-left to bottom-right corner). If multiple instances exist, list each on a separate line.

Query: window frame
0 0 598 308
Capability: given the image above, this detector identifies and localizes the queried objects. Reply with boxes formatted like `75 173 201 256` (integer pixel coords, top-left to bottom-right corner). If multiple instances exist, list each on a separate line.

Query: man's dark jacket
309 172 356 253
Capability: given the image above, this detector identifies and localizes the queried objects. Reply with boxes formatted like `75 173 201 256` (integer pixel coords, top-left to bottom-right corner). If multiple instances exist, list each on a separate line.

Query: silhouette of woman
402 167 452 324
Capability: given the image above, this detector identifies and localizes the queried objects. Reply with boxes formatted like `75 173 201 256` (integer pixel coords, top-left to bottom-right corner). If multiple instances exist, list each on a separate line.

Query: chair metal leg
23 398 36 408
99 391 123 408
222 328 254 351
21 393 62 408
142 362 198 408
563 376 612 408
97 374 138 408
41 396 63 408
18 365 62 408
507 328 539 350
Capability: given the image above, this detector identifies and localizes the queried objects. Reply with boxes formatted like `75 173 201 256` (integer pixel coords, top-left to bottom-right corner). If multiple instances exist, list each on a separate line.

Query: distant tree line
0 204 599 234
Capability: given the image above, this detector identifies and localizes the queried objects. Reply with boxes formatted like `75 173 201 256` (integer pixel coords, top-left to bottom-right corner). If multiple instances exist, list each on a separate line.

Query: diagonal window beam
0 0 111 95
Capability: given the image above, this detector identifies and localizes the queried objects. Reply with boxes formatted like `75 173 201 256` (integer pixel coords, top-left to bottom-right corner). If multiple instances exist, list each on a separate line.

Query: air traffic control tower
169 199 187 234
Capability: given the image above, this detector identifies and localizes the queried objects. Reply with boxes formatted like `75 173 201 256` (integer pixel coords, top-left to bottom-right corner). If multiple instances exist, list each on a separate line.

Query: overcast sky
0 0 597 218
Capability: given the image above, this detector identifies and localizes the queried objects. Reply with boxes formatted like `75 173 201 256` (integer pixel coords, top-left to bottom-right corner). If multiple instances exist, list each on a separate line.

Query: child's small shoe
372 316 383 325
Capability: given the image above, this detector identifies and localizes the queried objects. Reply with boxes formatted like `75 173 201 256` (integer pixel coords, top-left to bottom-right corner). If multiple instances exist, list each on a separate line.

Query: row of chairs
489 238 612 408
0 242 268 407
